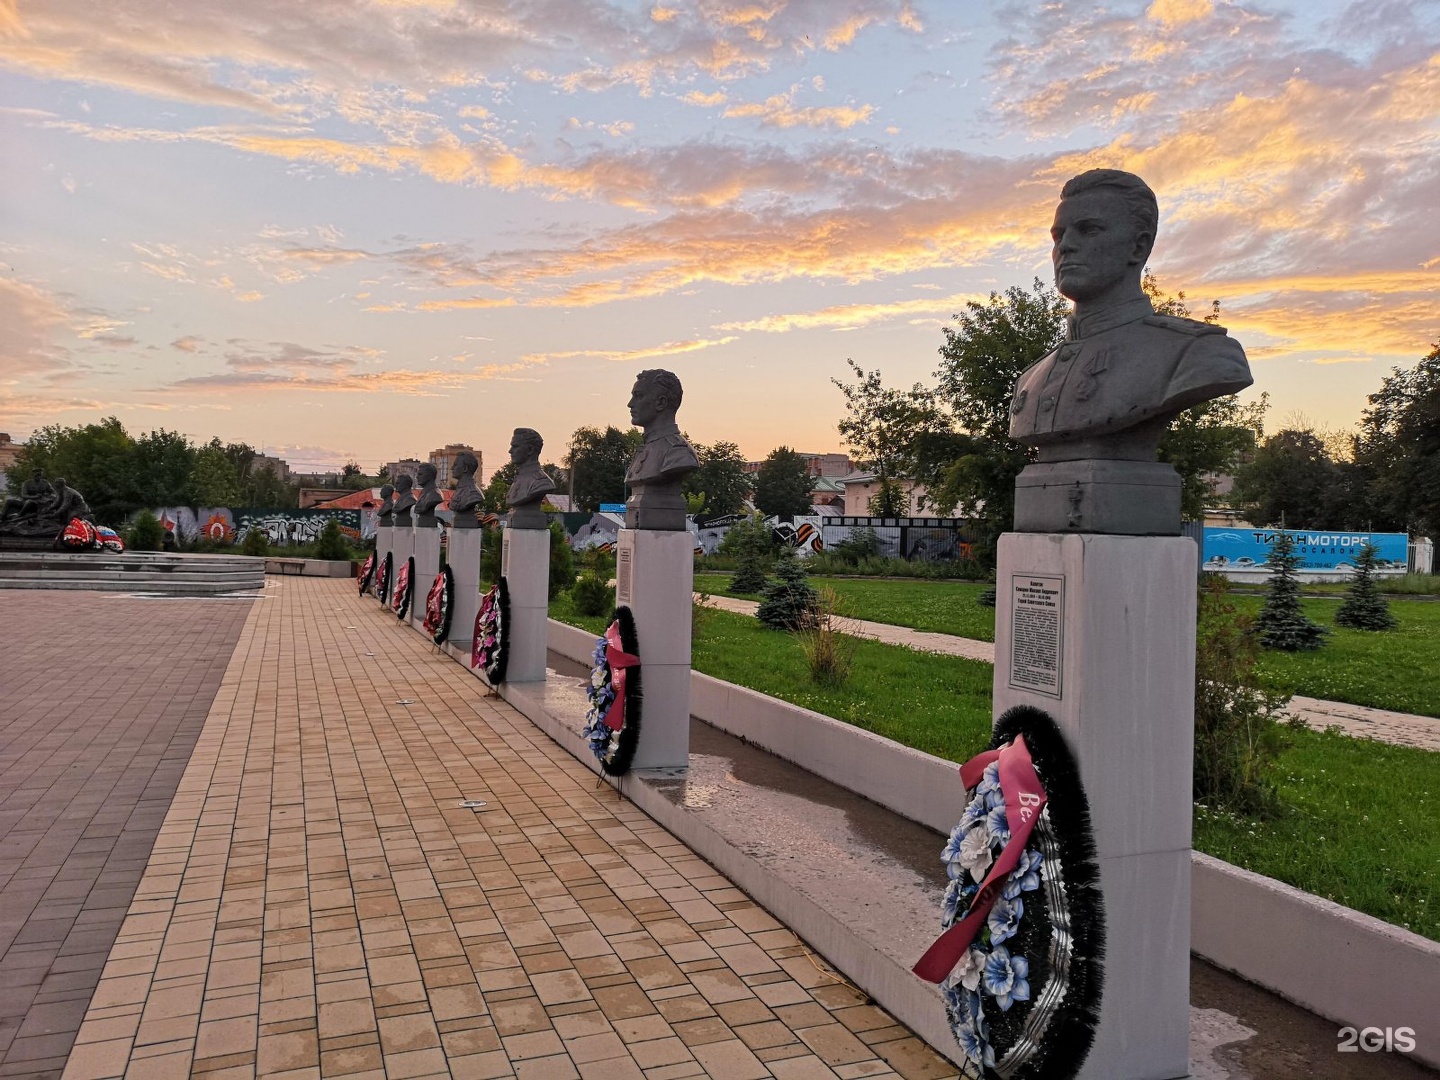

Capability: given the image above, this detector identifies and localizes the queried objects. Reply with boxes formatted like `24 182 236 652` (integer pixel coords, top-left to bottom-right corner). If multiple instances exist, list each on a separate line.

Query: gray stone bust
505 428 555 530
375 483 395 527
1008 169 1252 535
391 473 416 525
414 463 441 528
623 369 699 531
448 451 483 528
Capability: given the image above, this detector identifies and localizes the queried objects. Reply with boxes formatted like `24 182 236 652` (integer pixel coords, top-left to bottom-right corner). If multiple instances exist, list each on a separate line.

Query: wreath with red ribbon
913 705 1104 1080
375 551 393 604
423 565 455 644
581 605 642 776
358 552 376 595
391 556 415 619
471 577 509 685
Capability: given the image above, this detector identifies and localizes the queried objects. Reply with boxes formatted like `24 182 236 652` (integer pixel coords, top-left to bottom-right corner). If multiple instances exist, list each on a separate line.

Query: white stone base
448 529 483 653
993 532 1196 1080
503 528 550 682
410 528 442 632
617 528 693 770
375 526 392 565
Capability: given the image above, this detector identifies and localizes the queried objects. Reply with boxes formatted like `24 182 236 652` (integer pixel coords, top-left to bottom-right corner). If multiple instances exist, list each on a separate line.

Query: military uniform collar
1066 295 1154 341
643 419 680 443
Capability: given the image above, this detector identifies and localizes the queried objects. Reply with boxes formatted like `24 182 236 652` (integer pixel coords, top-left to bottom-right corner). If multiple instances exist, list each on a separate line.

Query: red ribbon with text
602 620 640 731
912 734 1047 984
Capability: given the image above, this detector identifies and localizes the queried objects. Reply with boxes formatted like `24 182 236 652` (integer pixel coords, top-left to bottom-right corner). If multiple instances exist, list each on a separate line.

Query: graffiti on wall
148 507 363 545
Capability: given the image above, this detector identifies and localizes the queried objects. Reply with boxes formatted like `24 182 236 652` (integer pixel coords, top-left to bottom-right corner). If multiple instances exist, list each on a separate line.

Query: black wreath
358 552 376 595
375 551 393 604
394 556 416 619
594 604 642 778
945 705 1105 1080
428 564 455 645
474 577 510 686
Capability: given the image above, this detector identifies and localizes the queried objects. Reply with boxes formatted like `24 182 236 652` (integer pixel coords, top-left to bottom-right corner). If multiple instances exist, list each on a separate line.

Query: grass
1194 726 1438 940
552 585 1440 939
694 572 998 641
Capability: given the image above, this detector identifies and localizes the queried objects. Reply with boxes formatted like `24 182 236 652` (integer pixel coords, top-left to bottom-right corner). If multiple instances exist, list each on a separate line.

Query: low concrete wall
264 557 353 577
547 616 1440 1069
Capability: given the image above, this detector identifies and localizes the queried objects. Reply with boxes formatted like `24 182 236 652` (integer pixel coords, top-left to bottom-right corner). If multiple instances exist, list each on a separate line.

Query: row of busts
375 429 554 532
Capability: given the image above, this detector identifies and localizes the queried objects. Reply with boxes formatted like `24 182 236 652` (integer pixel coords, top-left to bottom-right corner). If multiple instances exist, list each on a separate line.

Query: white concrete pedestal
502 527 550 682
375 525 392 566
993 533 1195 1080
410 528 442 632
391 526 414 605
448 529 484 653
617 528 692 771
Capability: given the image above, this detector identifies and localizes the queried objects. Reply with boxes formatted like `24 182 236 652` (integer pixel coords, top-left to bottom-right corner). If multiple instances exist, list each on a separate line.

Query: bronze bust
375 483 395 527
506 428 555 530
448 451 483 528
623 369 698 531
391 473 416 525
414 463 442 528
1008 169 1252 534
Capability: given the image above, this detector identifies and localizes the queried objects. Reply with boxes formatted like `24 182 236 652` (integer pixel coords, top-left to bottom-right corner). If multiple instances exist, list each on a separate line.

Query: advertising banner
1201 528 1409 573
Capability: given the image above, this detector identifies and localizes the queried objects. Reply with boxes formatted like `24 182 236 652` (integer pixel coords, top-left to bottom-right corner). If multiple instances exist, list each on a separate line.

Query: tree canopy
1352 342 1440 538
564 425 643 513
833 358 942 519
752 447 814 519
683 440 751 521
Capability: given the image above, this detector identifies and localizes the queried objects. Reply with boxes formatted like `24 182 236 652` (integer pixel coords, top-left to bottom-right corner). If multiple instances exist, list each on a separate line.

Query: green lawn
695 571 1440 718
552 592 1440 939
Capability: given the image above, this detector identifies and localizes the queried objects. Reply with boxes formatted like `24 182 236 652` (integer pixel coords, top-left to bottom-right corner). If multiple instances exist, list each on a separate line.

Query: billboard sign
1201 528 1409 573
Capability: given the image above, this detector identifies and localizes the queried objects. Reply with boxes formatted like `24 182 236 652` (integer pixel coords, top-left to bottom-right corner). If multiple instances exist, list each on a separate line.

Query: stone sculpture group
0 467 94 544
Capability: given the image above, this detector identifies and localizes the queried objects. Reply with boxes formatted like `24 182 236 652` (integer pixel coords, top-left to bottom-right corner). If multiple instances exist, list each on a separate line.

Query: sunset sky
2 0 1437 477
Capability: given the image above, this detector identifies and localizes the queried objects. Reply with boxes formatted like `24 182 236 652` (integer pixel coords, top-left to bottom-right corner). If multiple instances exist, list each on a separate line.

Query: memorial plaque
616 545 633 604
1009 574 1064 697
501 533 510 577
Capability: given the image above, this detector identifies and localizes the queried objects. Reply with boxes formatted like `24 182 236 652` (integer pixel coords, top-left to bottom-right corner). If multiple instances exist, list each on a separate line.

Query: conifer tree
1254 531 1329 650
756 547 819 631
1335 542 1398 631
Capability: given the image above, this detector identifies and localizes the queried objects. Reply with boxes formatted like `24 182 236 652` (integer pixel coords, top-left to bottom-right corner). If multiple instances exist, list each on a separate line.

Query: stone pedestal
502 527 550 683
992 532 1195 1080
375 524 392 565
616 528 692 770
448 528 484 653
391 525 414 601
410 527 442 632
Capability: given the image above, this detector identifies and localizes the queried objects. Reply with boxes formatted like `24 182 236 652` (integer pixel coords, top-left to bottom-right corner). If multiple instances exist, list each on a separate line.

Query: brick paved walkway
62 579 956 1079
0 592 254 1079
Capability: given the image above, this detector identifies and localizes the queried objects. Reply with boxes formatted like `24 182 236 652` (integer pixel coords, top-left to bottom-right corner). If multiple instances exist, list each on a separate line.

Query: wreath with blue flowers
472 577 510 686
581 605 641 777
916 705 1104 1080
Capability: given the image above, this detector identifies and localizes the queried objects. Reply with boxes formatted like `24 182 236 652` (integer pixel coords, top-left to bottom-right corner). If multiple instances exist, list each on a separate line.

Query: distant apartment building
429 444 479 487
249 453 291 483
0 433 23 483
384 459 425 484
841 473 953 517
743 452 852 477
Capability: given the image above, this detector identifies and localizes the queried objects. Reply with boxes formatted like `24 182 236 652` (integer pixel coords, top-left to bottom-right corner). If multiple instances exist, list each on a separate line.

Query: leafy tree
131 428 197 508
833 359 942 517
1254 532 1328 651
126 510 164 552
483 460 566 513
565 425 643 513
548 519 576 599
752 446 814 519
1334 543 1397 631
756 548 818 631
1231 428 1341 528
190 438 243 506
1352 342 1440 538
684 440 751 521
243 462 293 508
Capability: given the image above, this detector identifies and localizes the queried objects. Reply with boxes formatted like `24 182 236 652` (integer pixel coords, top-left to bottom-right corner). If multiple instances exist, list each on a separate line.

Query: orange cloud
716 293 984 333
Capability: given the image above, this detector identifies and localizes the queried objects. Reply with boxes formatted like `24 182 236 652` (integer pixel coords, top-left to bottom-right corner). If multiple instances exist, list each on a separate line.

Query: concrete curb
546 616 1440 1071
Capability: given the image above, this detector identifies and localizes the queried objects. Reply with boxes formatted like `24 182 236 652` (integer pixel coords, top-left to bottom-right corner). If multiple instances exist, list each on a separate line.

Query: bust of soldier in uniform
506 428 555 530
448 451 483 528
414 463 442 528
375 483 396 527
623 369 699 531
1008 169 1253 534
391 473 416 524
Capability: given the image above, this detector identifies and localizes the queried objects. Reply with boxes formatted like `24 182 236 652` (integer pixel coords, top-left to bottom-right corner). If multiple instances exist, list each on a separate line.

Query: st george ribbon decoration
914 735 1047 984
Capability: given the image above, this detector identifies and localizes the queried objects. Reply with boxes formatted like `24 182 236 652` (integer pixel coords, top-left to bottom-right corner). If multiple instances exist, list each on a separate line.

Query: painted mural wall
149 507 366 544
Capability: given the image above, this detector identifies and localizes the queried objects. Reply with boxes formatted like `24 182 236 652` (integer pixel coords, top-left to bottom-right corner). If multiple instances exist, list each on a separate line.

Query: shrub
240 527 269 557
313 518 349 560
830 527 882 564
1194 575 1297 815
797 587 857 687
725 514 774 593
571 572 612 616
126 510 164 552
581 544 617 578
480 525 503 586
1335 543 1398 631
756 548 819 631
976 586 997 608
548 520 576 599
1255 532 1328 650
692 592 718 644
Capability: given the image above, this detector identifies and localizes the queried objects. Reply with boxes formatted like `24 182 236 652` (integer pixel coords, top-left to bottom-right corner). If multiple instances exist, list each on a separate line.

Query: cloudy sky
2 0 1437 476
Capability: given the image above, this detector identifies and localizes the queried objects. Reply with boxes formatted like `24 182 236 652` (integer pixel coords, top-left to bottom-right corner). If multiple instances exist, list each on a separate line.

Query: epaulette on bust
1143 314 1227 336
